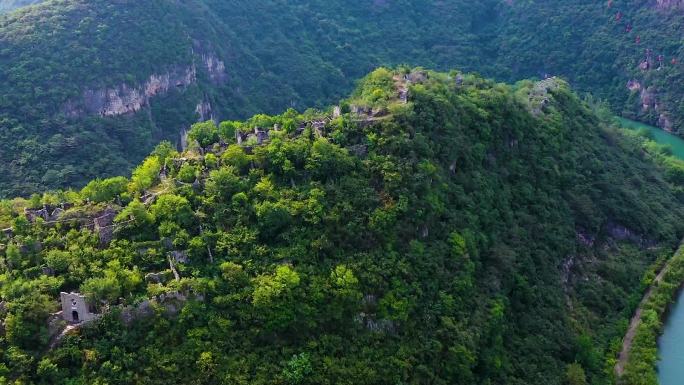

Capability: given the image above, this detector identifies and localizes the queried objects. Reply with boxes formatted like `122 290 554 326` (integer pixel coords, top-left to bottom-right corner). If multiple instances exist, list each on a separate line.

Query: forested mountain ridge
0 0 498 197
5 0 684 197
493 0 684 134
0 68 683 385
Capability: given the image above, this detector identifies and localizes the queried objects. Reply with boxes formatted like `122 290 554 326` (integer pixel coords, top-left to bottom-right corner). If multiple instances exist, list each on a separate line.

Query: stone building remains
60 292 97 324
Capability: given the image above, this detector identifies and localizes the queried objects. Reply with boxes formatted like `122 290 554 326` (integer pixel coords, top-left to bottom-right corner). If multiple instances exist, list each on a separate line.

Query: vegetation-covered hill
0 0 498 196
1 0 684 197
492 0 684 135
1 68 683 385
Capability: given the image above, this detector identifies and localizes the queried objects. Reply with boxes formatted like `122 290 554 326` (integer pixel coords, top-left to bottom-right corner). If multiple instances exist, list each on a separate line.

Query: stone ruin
234 116 336 149
145 271 173 284
119 290 204 326
21 203 117 246
525 77 563 116
49 289 204 348
24 202 73 223
351 105 373 115
236 126 270 146
94 207 117 245
59 292 98 324
169 250 188 264
404 70 429 84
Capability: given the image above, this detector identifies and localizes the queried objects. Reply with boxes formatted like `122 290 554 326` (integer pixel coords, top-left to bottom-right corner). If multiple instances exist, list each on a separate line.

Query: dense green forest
609 126 684 385
1 0 684 196
0 0 498 196
493 0 684 133
1 68 683 385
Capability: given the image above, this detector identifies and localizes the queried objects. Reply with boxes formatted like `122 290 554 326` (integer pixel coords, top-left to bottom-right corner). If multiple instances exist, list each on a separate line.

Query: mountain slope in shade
0 0 498 197
490 0 684 134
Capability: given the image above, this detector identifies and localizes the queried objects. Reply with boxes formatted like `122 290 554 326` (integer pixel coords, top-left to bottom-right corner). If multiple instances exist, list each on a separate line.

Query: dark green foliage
0 0 500 197
491 1 684 133
0 69 683 385
2 0 684 199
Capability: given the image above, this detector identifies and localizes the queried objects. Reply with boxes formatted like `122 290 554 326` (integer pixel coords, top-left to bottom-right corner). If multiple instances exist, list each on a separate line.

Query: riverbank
613 118 684 385
615 259 669 377
616 118 684 160
616 243 684 385
656 288 684 384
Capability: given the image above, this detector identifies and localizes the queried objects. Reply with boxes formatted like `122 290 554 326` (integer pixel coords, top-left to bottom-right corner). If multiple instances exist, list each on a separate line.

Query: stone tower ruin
60 292 97 323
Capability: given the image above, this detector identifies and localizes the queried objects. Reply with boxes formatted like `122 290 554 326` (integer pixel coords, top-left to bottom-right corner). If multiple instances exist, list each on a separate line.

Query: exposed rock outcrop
63 66 196 118
659 113 674 132
627 79 642 91
640 87 657 111
606 222 655 248
195 99 214 122
201 52 227 84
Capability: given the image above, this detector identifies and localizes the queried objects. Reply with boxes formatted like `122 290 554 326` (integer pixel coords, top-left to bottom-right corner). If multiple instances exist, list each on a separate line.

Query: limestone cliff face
640 87 656 112
201 52 227 84
63 66 196 118
62 45 228 119
195 100 214 122
632 84 675 132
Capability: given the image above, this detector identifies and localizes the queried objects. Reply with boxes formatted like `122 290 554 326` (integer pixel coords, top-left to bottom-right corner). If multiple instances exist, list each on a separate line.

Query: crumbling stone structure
60 292 97 324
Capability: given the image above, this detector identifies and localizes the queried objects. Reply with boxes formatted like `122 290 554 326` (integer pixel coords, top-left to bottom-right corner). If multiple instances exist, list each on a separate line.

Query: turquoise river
619 117 684 385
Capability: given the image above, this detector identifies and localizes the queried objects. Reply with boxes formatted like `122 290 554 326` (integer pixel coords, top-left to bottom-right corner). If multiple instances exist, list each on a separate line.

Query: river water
619 117 684 385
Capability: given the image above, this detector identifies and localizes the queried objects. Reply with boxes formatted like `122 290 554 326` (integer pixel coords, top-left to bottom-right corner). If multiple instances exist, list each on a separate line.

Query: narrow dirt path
615 264 669 376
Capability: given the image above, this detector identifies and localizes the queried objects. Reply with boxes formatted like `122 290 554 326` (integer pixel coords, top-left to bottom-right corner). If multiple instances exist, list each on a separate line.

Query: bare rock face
627 80 642 91
179 126 189 151
61 45 227 120
195 100 214 121
659 113 674 132
201 52 227 84
63 66 196 118
640 87 657 111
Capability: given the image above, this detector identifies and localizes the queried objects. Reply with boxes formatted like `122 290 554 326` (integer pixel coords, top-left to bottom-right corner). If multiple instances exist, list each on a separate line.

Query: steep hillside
0 0 498 197
2 0 684 197
0 68 682 385
491 0 684 133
